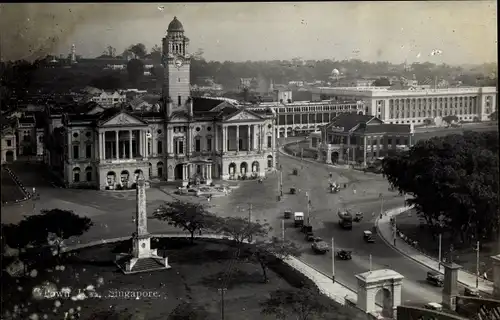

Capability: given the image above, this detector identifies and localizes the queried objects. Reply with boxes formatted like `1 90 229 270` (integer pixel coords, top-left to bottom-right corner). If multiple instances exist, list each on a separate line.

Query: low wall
2 165 32 205
397 305 466 320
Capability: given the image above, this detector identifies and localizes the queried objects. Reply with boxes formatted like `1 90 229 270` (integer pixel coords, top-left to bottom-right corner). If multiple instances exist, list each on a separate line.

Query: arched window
73 167 81 182
85 166 92 182
157 162 164 178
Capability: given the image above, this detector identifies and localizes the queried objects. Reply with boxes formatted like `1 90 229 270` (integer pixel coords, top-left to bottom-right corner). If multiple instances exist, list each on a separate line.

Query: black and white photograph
0 2 498 319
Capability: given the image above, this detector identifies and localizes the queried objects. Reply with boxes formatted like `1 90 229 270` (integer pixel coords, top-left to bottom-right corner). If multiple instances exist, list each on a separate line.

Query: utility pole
248 204 253 243
306 192 310 225
379 193 384 217
280 170 283 196
392 216 397 247
218 287 227 320
281 219 285 242
369 254 372 272
475 241 480 288
331 237 335 283
438 233 442 271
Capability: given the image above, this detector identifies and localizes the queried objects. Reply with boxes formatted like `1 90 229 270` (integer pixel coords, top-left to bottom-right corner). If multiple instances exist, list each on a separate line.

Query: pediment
225 110 262 122
170 111 190 122
210 101 236 112
101 112 146 127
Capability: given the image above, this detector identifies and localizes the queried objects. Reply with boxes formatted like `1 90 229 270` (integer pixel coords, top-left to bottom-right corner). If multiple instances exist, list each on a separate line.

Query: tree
207 216 270 254
442 115 459 124
153 200 215 243
261 287 330 320
372 77 391 86
489 111 498 121
245 237 301 282
106 45 117 57
382 132 499 243
149 44 162 63
127 43 147 59
90 74 124 90
127 59 145 85
423 118 433 127
168 302 210 320
18 209 93 257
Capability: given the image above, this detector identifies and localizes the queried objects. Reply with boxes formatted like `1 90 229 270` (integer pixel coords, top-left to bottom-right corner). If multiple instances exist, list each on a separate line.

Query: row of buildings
1 16 497 191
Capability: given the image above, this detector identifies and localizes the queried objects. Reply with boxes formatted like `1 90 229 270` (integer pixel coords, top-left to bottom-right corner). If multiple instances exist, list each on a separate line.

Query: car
336 249 352 260
311 237 329 254
363 230 375 243
424 302 443 311
284 210 292 219
464 287 480 297
426 271 444 287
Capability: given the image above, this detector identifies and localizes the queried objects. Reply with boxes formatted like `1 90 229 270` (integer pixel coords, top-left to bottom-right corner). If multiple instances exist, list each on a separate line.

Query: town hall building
46 17 277 190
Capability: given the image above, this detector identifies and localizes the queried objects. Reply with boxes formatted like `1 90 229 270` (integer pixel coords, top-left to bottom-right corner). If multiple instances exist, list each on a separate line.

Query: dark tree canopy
261 287 330 320
127 59 145 85
153 200 215 243
168 302 210 320
382 131 499 243
127 43 148 59
89 73 124 90
372 77 391 86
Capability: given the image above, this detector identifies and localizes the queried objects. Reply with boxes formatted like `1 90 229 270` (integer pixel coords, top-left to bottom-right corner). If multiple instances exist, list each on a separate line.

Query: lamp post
306 192 311 225
474 241 480 288
331 237 335 282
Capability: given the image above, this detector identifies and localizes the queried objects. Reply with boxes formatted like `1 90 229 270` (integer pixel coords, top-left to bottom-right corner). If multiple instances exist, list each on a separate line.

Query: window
73 168 80 182
147 141 151 156
176 140 184 154
178 77 181 82
207 138 212 151
178 95 181 106
73 145 79 159
86 167 92 181
267 136 272 148
388 138 392 145
6 140 11 147
195 139 201 152
86 144 92 158
157 141 163 154
395 139 400 145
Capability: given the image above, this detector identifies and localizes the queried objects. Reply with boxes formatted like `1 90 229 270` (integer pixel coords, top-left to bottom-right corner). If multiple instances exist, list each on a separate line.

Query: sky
0 2 497 65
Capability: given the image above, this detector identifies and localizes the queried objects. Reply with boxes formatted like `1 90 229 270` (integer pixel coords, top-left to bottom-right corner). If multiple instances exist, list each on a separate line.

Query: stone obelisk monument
116 174 171 274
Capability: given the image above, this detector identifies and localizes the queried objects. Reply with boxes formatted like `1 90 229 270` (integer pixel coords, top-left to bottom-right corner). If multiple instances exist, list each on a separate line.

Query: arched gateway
355 269 404 318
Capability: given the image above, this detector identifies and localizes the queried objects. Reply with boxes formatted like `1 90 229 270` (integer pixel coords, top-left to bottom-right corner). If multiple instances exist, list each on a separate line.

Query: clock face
174 58 183 68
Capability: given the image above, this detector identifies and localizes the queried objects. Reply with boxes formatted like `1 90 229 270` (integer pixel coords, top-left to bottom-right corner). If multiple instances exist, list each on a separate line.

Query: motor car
426 271 444 287
311 237 329 254
363 230 375 243
284 210 291 219
336 249 352 260
424 302 443 311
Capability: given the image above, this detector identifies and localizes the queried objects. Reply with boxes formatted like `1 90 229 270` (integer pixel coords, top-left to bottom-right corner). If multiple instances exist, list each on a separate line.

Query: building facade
47 17 277 190
1 119 17 164
311 86 497 125
255 100 365 137
311 114 414 166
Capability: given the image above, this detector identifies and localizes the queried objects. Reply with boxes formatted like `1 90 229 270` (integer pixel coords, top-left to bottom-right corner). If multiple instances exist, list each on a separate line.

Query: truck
294 212 304 228
338 209 353 229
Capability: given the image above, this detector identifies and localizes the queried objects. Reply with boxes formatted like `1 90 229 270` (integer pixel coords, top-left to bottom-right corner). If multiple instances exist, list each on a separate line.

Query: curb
375 208 494 295
2 166 32 206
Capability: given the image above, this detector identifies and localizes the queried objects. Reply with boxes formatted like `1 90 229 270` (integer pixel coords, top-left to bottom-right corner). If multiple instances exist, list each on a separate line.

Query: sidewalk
376 207 494 295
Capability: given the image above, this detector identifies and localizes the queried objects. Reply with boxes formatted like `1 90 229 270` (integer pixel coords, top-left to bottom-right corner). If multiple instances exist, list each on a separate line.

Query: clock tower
162 17 191 118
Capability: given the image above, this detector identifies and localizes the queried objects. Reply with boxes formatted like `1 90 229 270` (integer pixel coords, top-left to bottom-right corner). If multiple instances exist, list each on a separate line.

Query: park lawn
2 238 368 320
396 210 498 280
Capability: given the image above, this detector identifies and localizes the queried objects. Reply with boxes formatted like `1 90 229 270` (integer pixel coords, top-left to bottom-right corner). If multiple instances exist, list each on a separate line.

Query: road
3 155 446 305
272 151 445 305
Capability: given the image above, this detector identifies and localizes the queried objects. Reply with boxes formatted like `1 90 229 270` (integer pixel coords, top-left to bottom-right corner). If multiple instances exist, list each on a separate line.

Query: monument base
115 252 171 275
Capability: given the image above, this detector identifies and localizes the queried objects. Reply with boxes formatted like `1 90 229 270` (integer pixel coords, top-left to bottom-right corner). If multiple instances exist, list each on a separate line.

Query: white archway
355 269 404 318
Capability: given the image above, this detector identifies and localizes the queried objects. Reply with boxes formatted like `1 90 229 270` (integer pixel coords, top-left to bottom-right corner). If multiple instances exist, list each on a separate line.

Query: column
214 126 219 152
272 122 276 151
167 128 173 153
115 131 119 160
259 125 263 151
222 126 227 152
236 125 239 152
139 130 144 157
346 135 351 164
247 125 251 151
363 136 367 166
129 130 133 159
208 164 212 180
182 164 187 180
100 132 105 159
253 125 258 151
376 137 381 157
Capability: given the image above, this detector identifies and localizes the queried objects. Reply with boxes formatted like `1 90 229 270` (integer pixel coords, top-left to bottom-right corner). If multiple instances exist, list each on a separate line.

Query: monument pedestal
115 177 171 274
442 262 461 311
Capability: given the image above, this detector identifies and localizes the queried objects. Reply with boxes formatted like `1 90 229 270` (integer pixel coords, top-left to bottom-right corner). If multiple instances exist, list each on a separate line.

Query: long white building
311 86 497 125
